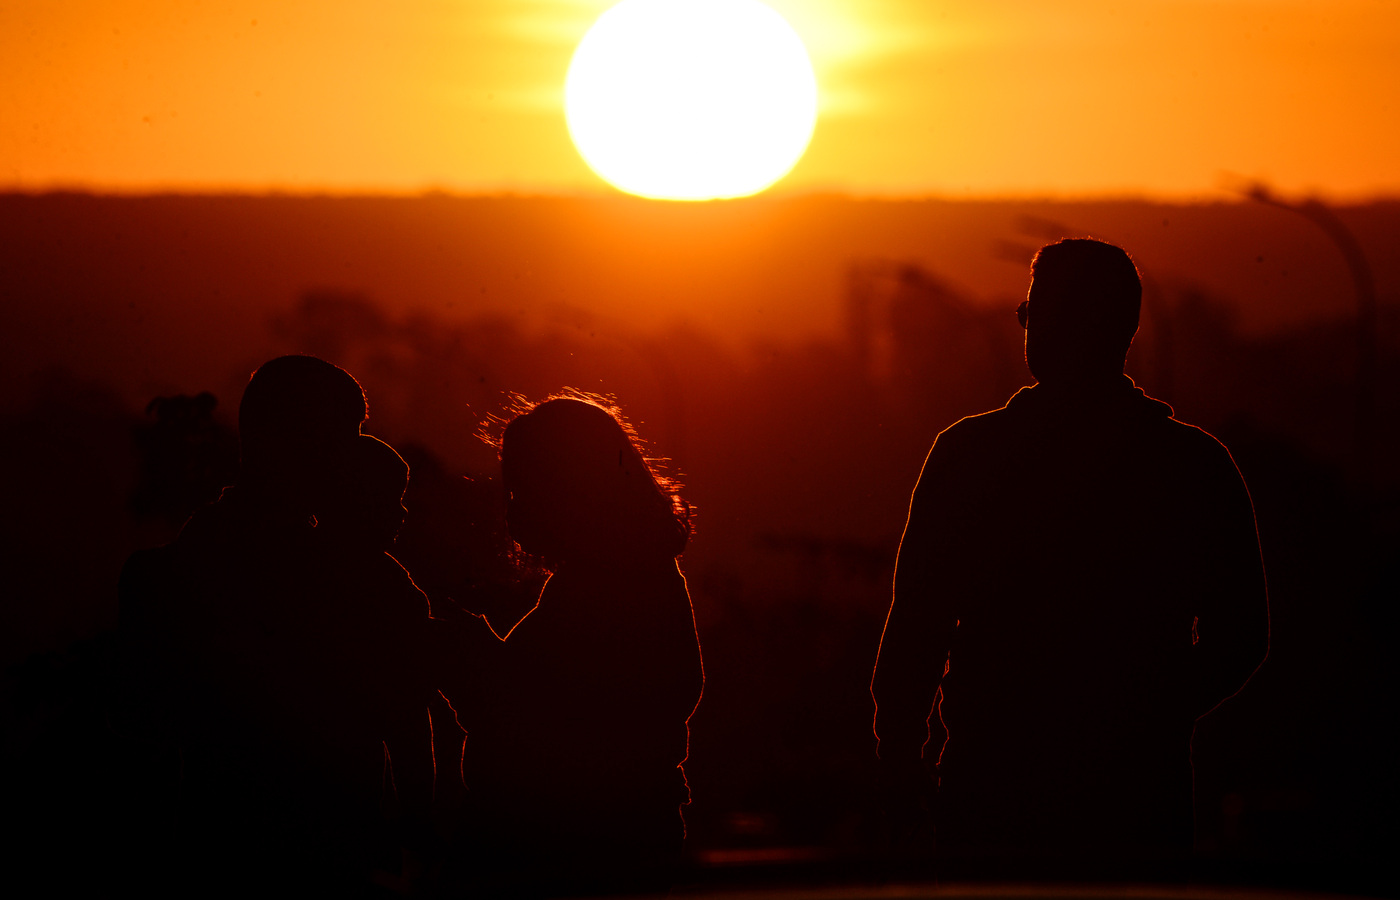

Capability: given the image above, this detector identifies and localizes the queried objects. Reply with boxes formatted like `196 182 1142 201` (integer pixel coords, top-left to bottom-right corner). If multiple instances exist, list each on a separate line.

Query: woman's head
500 395 688 563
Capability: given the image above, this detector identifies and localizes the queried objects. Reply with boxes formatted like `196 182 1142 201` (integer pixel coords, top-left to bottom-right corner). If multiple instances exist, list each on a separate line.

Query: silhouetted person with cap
448 394 703 897
871 239 1268 871
118 356 435 894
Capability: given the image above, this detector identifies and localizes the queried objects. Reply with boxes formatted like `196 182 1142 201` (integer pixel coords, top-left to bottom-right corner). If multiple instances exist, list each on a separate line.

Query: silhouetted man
119 355 435 893
871 239 1268 868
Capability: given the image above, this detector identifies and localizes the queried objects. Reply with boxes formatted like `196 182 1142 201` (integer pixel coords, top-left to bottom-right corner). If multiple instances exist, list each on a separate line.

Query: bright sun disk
565 0 818 201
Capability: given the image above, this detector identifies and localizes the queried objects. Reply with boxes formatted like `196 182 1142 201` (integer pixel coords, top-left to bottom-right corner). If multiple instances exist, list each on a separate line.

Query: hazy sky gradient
3 0 1396 197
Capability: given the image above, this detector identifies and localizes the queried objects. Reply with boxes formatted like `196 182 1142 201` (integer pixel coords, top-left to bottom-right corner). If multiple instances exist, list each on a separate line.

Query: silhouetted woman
462 394 703 896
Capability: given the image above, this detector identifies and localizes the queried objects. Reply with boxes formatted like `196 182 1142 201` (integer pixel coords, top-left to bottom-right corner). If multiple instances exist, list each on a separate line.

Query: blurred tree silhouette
129 392 238 529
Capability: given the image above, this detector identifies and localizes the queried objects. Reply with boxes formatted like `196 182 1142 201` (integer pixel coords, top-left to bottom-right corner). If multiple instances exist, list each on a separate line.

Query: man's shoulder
932 386 1240 467
1154 415 1247 486
932 397 1027 450
1161 413 1229 448
1138 406 1236 457
909 404 1024 493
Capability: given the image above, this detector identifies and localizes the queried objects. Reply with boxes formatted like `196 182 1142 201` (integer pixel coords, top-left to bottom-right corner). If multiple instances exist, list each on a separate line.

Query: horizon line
4 184 1399 206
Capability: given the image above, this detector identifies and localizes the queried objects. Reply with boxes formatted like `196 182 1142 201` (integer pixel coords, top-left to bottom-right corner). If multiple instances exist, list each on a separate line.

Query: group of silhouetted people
115 238 1267 895
118 360 702 896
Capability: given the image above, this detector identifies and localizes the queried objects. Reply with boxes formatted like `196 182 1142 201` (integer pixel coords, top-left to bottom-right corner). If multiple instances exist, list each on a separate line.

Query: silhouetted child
456 394 704 897
308 433 443 886
318 433 411 551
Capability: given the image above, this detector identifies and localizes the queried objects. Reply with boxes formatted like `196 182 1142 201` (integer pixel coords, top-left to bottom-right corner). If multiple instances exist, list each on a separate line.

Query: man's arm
1189 437 1270 718
872 436 962 764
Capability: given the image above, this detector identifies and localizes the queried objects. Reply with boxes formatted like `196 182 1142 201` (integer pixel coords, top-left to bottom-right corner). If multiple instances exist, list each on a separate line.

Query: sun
564 0 818 201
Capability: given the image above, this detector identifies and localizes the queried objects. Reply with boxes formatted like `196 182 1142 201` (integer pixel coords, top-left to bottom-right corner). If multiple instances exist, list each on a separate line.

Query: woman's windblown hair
498 391 689 564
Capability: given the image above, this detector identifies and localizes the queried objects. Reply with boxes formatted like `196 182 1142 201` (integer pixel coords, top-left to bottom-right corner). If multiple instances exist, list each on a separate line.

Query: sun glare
564 0 818 201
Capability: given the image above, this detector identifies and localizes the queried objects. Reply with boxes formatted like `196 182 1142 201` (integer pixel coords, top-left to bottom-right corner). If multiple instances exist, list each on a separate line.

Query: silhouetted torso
119 486 437 891
873 377 1268 860
303 535 437 840
457 554 702 893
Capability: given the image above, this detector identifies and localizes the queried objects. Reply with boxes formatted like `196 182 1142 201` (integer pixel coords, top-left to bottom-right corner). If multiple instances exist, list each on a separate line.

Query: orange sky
3 0 1397 198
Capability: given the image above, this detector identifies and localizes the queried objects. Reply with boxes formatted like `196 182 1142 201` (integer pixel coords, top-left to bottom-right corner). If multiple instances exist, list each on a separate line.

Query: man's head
237 355 366 506
1023 238 1141 386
